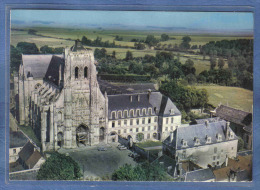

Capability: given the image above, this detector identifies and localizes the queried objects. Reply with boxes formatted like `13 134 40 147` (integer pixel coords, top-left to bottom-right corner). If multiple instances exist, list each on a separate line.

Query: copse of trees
145 35 159 47
180 36 191 49
160 34 170 41
159 81 209 112
112 162 172 181
37 152 82 180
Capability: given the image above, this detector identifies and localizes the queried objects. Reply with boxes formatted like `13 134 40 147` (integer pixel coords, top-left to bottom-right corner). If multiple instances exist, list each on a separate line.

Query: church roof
44 55 64 86
22 54 63 79
164 120 238 150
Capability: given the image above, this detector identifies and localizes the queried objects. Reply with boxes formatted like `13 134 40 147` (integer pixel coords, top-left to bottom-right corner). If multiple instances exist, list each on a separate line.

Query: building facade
14 41 181 151
163 120 238 169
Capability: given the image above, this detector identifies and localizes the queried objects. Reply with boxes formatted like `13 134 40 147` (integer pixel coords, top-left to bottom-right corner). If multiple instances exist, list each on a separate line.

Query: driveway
58 143 137 180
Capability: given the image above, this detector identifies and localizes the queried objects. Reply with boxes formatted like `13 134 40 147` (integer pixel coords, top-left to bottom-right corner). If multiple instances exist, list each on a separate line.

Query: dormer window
181 139 188 147
170 109 174 115
206 136 212 144
194 137 200 146
229 131 234 139
216 133 222 142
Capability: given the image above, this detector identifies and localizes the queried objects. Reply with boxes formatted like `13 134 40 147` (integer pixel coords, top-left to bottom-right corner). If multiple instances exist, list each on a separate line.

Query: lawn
195 85 253 112
19 125 41 147
136 140 162 148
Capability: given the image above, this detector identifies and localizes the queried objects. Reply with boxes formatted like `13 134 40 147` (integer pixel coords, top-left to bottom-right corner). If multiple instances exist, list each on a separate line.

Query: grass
136 140 162 148
195 85 253 112
19 125 41 147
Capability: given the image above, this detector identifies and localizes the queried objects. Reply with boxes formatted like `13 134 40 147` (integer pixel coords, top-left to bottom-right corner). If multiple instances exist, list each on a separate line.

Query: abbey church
14 41 182 151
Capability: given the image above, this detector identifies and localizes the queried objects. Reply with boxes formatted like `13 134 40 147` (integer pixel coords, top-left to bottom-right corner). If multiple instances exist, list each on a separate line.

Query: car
97 146 107 151
117 145 127 150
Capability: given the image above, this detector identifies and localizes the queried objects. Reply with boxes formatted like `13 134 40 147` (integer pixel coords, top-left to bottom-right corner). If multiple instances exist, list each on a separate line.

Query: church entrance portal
76 125 89 146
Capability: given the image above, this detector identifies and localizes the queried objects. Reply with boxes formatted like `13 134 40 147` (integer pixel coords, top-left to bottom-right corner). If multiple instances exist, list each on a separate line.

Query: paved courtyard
58 143 137 180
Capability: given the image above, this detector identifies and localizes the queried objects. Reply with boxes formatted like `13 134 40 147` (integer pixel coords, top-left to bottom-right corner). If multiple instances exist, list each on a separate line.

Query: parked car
97 146 107 151
117 145 127 150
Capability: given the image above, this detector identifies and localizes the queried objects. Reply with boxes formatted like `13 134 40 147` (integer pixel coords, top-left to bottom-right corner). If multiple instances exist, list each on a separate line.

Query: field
11 27 253 75
195 85 253 112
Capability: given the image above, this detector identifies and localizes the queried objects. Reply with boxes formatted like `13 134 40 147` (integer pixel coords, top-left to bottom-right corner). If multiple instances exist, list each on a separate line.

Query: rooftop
10 131 28 148
185 168 215 182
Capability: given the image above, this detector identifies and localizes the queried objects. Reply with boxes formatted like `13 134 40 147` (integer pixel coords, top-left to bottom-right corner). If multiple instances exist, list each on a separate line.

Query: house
213 154 252 182
163 120 238 169
18 142 45 169
211 105 252 149
9 131 28 163
185 168 215 182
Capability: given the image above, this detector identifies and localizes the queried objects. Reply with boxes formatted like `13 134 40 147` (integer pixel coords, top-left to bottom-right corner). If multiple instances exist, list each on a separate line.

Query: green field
11 27 252 75
195 85 253 112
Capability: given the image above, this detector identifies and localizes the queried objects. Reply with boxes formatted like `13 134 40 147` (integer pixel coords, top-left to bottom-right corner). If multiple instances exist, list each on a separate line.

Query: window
124 110 128 118
124 129 127 133
112 122 115 128
154 117 157 122
217 161 219 165
84 67 88 78
154 126 157 130
170 109 174 115
130 129 132 132
231 147 234 150
124 120 127 125
137 109 140 116
142 108 146 115
142 127 145 132
171 117 174 123
206 136 211 144
142 118 145 124
118 111 122 118
147 134 150 139
130 110 134 117
214 147 217 154
194 138 200 145
111 112 116 119
216 133 222 141
118 130 121 134
136 119 139 125
75 67 79 79
13 149 16 154
181 139 187 147
166 118 169 124
213 156 216 160
165 127 168 131
118 120 121 126
58 111 62 121
148 126 151 130
148 118 151 123
136 128 139 132
148 108 152 115
130 119 133 125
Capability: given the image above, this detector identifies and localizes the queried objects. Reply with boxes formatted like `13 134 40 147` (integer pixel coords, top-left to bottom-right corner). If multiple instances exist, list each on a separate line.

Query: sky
11 10 254 32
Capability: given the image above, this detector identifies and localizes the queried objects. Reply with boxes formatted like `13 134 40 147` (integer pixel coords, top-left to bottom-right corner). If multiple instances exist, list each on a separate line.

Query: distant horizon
11 10 254 35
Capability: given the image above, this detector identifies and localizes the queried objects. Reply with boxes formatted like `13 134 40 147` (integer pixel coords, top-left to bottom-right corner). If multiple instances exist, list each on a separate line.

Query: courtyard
58 143 137 180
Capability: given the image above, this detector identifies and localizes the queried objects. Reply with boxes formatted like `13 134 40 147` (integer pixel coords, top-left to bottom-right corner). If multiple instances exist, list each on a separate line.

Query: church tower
62 40 107 148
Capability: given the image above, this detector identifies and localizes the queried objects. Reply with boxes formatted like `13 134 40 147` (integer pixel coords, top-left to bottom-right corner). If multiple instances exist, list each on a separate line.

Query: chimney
137 95 140 102
225 154 228 167
226 121 230 139
148 89 151 100
205 120 209 127
130 95 132 102
170 132 174 142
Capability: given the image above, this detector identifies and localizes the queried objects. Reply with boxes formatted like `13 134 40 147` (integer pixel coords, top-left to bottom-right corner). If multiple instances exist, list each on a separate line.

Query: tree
17 42 39 54
145 35 159 47
40 45 54 54
28 29 37 35
210 57 217 70
10 45 22 72
218 58 225 69
134 42 146 50
125 51 133 61
160 34 169 41
112 51 116 58
180 36 191 49
136 133 144 142
37 152 82 180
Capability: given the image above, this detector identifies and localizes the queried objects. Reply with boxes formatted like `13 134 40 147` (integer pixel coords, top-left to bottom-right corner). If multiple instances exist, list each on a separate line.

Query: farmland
195 85 253 112
11 27 253 74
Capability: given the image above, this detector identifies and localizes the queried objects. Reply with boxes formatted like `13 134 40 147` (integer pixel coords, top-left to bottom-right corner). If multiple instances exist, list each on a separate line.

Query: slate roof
22 54 64 79
10 131 28 148
44 55 64 86
19 141 36 162
25 150 42 169
164 120 238 150
185 168 215 182
214 105 252 127
98 79 131 95
107 91 181 119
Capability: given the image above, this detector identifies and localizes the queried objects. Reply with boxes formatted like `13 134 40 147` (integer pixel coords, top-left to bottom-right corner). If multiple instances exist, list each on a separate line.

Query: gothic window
75 67 79 79
84 67 88 78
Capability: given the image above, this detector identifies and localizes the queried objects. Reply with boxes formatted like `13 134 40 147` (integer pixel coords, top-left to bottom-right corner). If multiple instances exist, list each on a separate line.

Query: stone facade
14 41 181 151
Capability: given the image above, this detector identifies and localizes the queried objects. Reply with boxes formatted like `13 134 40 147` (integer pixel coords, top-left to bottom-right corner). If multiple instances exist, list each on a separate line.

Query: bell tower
62 40 106 148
